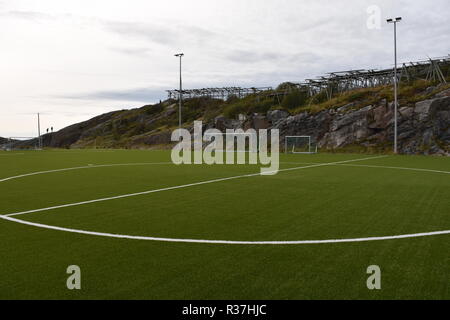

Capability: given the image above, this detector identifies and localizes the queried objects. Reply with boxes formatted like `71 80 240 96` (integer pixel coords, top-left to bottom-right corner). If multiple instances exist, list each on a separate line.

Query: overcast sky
1 0 449 137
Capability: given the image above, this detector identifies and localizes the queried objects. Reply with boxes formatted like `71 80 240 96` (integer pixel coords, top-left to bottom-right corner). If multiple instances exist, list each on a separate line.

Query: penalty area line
2 155 387 218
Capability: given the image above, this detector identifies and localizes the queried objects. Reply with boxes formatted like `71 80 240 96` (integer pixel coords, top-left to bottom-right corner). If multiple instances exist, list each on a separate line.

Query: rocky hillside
32 81 450 155
273 89 450 155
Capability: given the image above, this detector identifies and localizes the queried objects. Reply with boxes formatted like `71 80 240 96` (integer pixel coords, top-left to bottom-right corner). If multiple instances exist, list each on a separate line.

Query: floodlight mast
37 113 41 149
387 17 402 154
174 53 184 129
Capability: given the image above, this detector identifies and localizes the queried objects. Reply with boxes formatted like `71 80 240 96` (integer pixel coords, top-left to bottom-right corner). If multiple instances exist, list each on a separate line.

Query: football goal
285 136 317 154
2 137 42 151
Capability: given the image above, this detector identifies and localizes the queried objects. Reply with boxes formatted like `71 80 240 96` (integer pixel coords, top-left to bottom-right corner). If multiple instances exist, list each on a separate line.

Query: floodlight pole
175 53 184 129
37 113 41 149
387 17 402 154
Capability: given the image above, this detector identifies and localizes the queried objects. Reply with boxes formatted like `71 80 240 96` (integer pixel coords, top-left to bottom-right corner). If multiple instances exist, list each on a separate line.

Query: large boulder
323 106 374 147
414 99 434 121
214 116 241 131
368 103 393 130
267 109 290 123
414 96 450 122
252 114 270 130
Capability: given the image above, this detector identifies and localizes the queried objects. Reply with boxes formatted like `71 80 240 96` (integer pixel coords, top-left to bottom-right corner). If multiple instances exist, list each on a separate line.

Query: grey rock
414 99 433 121
434 88 450 98
267 109 290 123
415 96 450 121
214 116 241 131
336 103 355 113
399 107 414 119
252 114 270 130
422 129 433 146
330 109 366 131
273 94 449 155
424 86 437 95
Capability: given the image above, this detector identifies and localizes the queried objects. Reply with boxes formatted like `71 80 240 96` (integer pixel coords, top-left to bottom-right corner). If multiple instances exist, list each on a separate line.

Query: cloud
1 10 55 21
1 0 449 138
62 87 167 103
102 20 178 46
109 46 153 57
225 50 282 64
101 20 216 47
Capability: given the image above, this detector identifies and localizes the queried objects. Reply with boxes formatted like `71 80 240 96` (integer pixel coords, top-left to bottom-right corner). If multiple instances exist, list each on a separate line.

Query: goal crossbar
285 136 317 154
2 137 42 151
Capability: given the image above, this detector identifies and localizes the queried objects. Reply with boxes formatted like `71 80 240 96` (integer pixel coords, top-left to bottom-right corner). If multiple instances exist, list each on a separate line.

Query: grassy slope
0 150 449 299
221 79 450 117
66 79 450 150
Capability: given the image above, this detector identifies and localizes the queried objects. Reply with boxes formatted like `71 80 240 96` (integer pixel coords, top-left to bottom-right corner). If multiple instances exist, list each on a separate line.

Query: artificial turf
0 149 448 299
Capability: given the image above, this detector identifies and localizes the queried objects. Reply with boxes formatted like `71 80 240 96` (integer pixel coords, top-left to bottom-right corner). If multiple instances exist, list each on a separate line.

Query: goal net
285 136 317 154
2 137 42 151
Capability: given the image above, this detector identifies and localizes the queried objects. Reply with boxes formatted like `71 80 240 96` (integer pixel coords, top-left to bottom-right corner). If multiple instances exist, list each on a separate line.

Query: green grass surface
0 149 449 299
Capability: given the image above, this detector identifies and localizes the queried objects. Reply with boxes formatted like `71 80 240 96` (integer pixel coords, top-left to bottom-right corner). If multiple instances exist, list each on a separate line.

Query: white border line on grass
0 162 172 183
3 156 387 217
336 163 450 174
280 162 450 175
1 214 449 245
1 155 449 245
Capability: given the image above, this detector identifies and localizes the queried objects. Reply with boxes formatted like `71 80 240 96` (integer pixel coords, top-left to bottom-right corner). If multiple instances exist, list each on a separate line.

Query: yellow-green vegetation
211 79 449 119
222 94 275 119
291 80 450 115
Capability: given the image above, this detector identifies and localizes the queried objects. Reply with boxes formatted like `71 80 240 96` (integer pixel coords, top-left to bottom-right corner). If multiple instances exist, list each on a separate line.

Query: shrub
143 103 164 115
251 98 274 114
223 102 246 119
312 90 328 104
281 90 308 109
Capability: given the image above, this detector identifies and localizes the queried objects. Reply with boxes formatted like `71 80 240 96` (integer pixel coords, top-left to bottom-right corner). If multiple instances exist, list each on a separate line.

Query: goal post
285 136 317 154
2 137 42 151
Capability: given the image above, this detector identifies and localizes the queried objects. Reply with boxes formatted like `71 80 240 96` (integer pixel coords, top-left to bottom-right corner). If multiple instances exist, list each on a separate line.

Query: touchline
171 121 280 175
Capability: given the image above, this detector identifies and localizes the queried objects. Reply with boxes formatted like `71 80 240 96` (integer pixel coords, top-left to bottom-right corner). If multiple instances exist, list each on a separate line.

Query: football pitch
0 149 448 299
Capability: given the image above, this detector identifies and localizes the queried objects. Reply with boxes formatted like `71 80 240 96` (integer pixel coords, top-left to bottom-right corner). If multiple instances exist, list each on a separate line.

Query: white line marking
0 162 172 183
1 154 449 245
0 150 115 156
4 159 446 184
281 162 450 175
335 163 450 174
2 156 387 217
1 215 449 245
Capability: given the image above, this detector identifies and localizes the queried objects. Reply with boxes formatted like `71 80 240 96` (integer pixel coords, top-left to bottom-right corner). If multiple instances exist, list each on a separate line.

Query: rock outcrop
270 92 450 155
